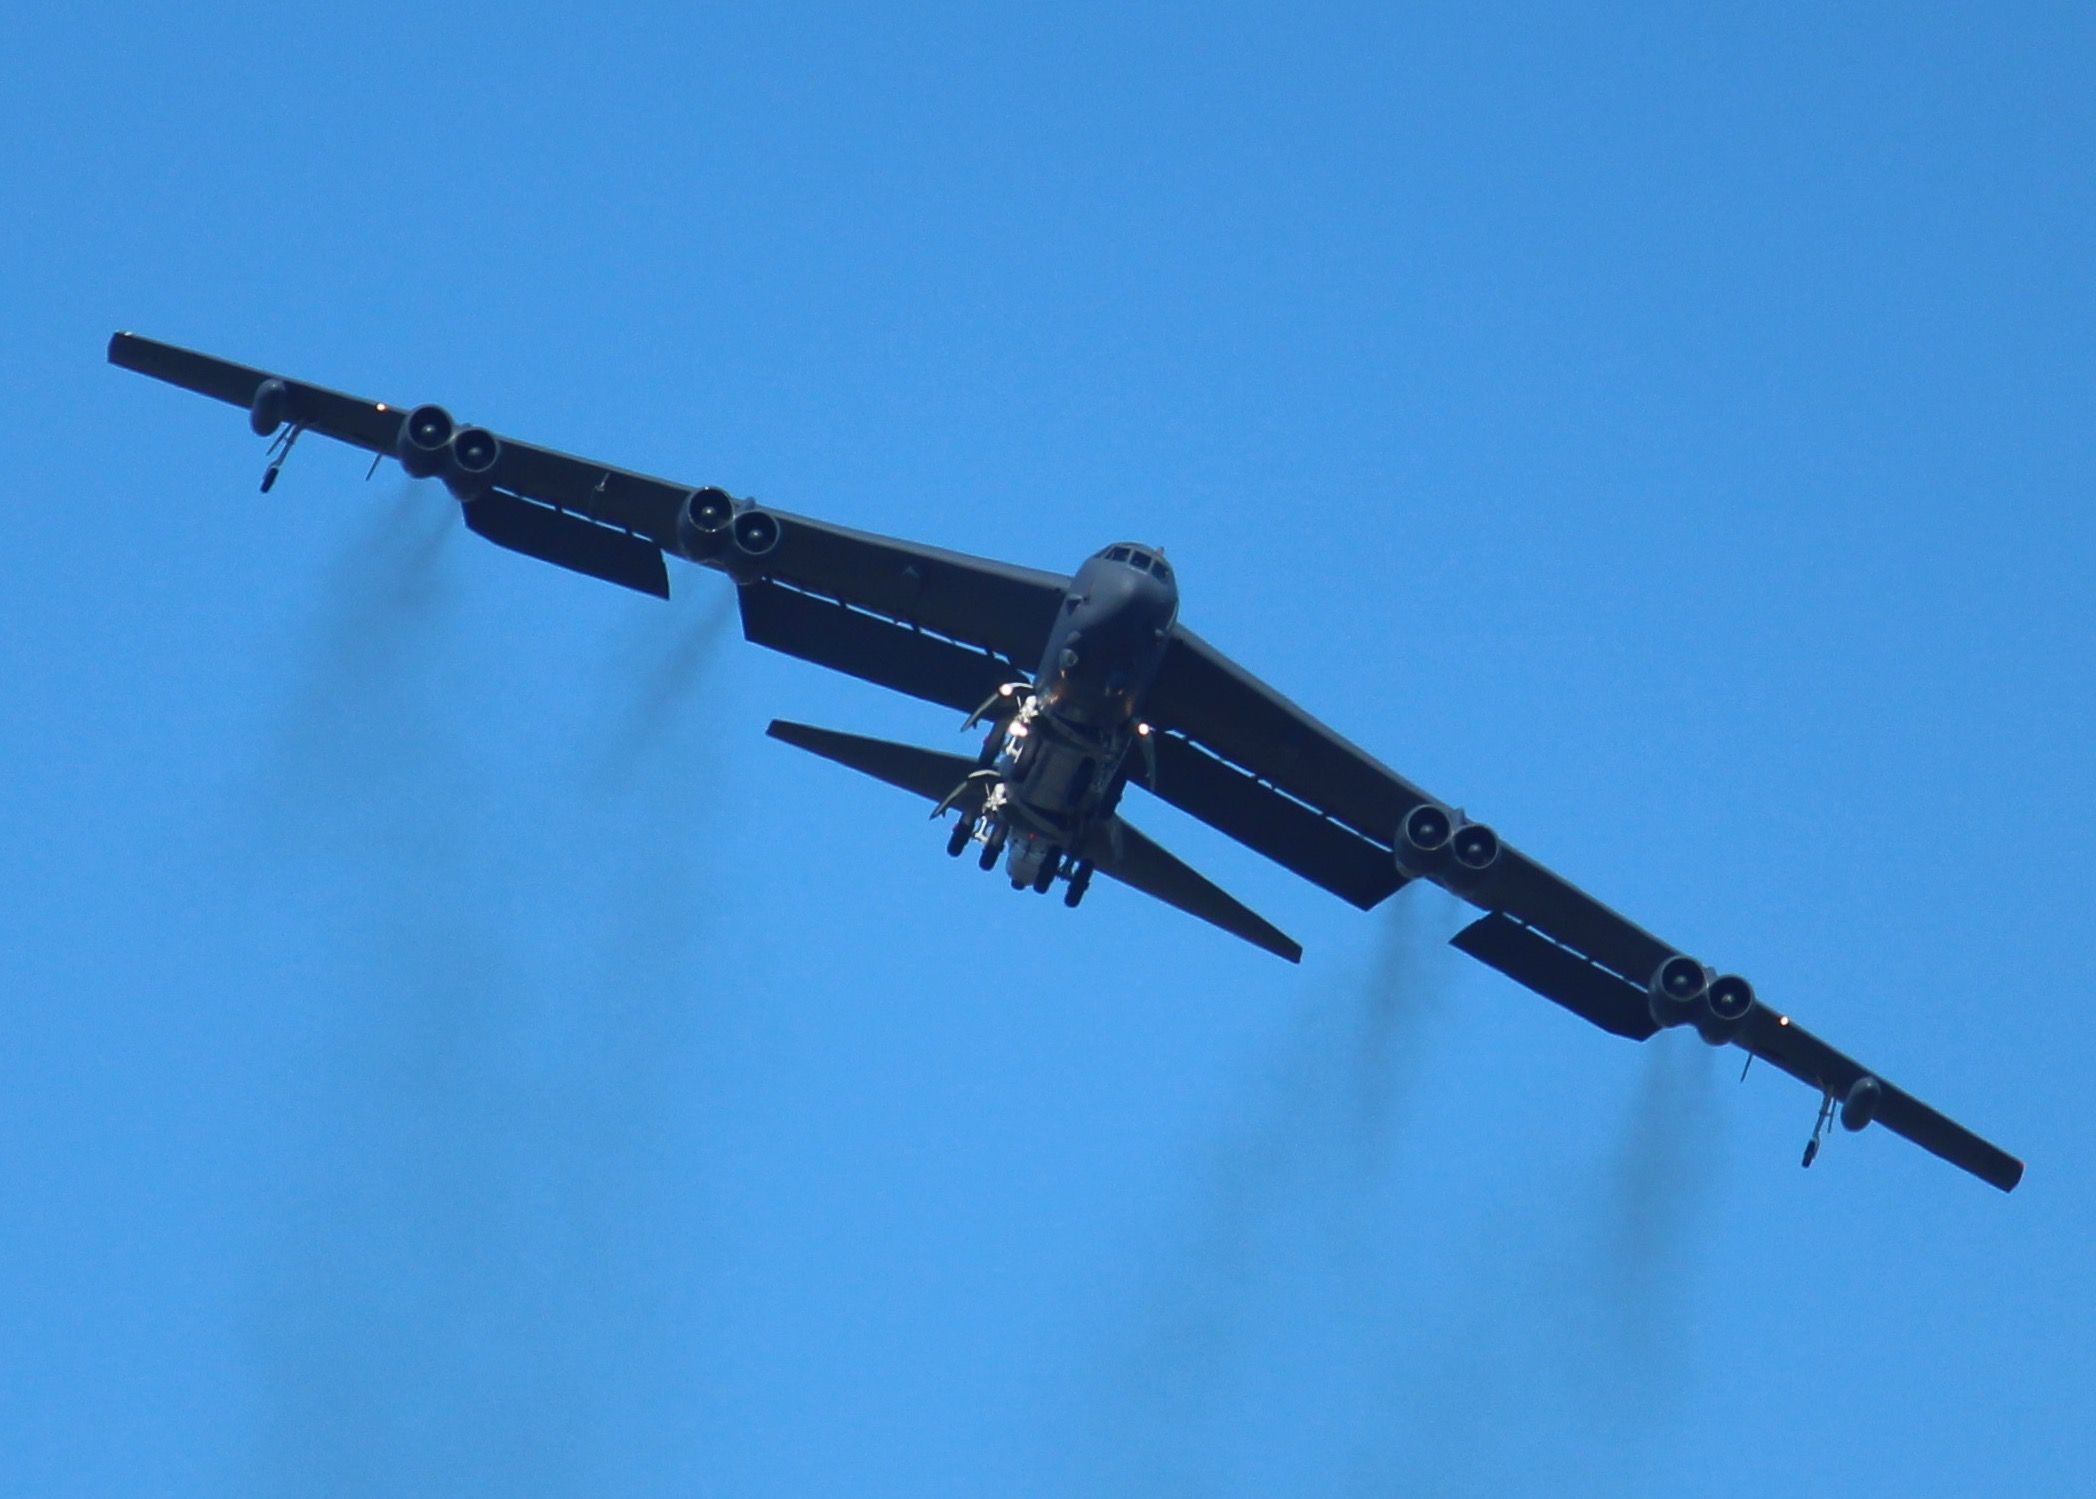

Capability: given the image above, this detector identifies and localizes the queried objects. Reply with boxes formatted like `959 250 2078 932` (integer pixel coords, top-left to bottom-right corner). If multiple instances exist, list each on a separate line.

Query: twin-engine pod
1647 958 1758 1042
391 407 502 497
397 404 455 478
249 378 289 436
676 487 781 576
1393 802 1499 883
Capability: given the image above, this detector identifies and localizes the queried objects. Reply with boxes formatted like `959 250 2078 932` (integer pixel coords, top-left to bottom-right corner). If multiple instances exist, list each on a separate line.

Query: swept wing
1139 627 2022 1190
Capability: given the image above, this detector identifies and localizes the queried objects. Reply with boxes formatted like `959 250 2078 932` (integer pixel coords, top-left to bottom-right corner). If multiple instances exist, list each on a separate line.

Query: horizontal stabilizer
767 719 1300 962
464 492 669 598
1081 817 1302 964
767 719 984 807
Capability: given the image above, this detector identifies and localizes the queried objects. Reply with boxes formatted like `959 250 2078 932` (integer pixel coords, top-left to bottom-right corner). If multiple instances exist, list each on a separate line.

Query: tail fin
766 719 1302 962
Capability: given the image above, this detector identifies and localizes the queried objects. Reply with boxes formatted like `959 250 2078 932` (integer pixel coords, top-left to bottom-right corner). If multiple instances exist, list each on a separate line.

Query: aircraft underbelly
1012 736 1097 820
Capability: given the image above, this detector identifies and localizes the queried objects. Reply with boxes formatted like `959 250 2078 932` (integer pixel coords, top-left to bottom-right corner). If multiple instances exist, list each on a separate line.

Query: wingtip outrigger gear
259 422 305 493
1802 1090 1836 1169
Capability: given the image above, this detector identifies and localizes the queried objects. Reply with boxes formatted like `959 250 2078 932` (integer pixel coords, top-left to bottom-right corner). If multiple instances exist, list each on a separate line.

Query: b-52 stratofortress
108 332 2024 1192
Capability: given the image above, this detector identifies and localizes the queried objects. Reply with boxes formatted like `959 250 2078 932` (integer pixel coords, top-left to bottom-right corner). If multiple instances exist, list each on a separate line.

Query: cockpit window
1098 544 1171 581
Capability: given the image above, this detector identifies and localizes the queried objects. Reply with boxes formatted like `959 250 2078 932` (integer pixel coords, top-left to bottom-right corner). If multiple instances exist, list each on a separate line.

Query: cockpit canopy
1096 542 1173 583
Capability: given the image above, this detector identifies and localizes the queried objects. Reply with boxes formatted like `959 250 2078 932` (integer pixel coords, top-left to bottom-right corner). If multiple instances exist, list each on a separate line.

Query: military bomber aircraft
108 332 2025 1193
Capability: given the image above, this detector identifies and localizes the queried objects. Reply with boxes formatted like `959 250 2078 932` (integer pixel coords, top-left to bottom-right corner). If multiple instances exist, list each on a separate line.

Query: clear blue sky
4 4 2091 1494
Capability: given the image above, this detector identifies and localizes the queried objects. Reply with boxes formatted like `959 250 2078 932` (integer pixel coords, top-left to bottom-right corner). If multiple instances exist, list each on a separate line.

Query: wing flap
1451 912 1658 1041
740 581 1016 715
463 492 669 597
1143 733 1406 909
761 519 1069 669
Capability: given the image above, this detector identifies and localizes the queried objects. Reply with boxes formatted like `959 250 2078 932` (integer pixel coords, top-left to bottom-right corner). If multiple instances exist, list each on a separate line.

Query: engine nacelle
731 508 782 559
1648 954 1709 1030
677 487 737 561
397 404 455 478
249 378 289 436
444 426 501 501
1841 1075 1882 1132
1449 819 1500 874
1393 802 1453 878
1697 973 1756 1045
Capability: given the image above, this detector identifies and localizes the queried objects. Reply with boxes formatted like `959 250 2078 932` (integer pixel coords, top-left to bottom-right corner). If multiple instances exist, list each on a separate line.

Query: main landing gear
949 810 1090 908
1802 1091 1836 1169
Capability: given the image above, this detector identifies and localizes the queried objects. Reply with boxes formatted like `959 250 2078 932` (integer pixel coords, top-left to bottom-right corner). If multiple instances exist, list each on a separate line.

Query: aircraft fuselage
971 544 1179 892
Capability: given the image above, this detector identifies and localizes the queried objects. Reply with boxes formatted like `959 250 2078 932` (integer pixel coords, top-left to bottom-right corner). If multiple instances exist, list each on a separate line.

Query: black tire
1063 861 1093 908
946 818 972 857
1031 850 1060 894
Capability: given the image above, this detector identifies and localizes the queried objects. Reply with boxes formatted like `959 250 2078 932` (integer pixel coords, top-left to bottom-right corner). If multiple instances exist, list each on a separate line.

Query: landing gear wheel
1062 861 1094 908
1031 850 1061 894
978 836 1002 872
946 817 972 858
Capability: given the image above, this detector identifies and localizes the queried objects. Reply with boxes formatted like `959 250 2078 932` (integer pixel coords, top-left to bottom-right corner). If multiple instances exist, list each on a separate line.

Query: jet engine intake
1842 1075 1882 1132
1697 973 1756 1045
444 426 501 500
1648 953 1709 1029
249 378 289 436
732 508 782 557
1393 802 1453 878
397 404 455 478
1450 820 1500 873
677 486 737 560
